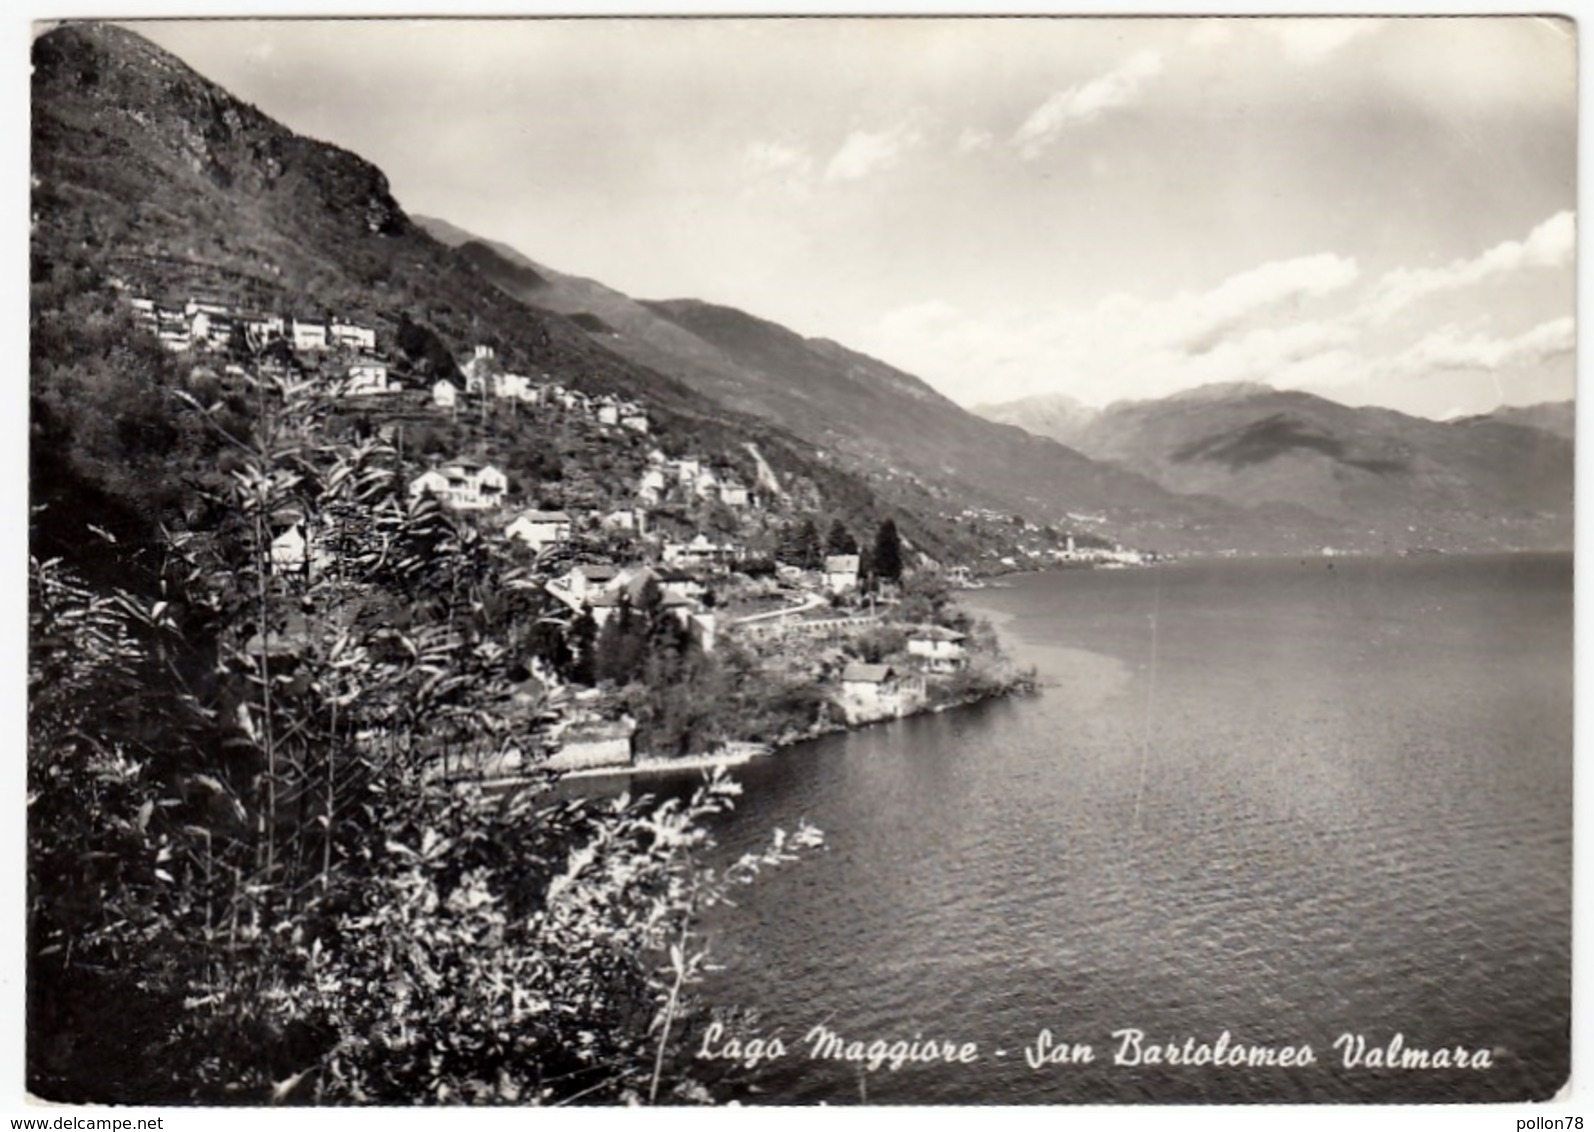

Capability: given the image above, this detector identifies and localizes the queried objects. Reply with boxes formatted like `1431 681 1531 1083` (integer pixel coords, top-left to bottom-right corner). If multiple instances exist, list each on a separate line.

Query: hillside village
123 283 1155 565
118 286 1038 780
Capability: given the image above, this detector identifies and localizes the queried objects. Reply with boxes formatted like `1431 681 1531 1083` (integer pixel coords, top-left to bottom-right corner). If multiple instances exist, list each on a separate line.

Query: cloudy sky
128 16 1576 418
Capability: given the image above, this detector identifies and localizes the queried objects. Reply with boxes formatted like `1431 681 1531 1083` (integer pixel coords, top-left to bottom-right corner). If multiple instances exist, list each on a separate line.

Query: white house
841 662 896 696
184 298 230 317
438 459 507 510
719 482 751 508
565 563 618 601
663 534 737 570
507 510 573 553
906 626 969 674
409 460 507 510
837 663 924 723
656 569 707 602
408 469 452 504
345 360 394 396
269 522 333 577
496 372 531 400
195 310 245 350
432 379 459 409
243 312 285 348
839 663 901 720
692 468 720 500
602 508 641 533
461 345 497 394
155 308 191 352
270 524 310 574
823 554 861 594
595 401 621 426
621 410 650 434
330 320 377 352
638 468 668 503
291 318 329 352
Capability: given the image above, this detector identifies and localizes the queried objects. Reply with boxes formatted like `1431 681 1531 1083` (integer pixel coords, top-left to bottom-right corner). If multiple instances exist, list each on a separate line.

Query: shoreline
548 744 772 783
465 599 1052 793
971 544 1573 587
518 601 1040 789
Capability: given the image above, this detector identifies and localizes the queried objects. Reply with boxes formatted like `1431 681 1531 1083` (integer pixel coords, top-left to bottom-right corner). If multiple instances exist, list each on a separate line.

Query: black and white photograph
24 13 1575 1112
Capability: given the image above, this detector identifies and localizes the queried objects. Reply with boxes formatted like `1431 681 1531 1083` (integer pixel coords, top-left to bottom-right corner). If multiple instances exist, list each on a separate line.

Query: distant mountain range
970 391 1100 448
972 386 1573 550
414 216 1291 551
1464 401 1576 442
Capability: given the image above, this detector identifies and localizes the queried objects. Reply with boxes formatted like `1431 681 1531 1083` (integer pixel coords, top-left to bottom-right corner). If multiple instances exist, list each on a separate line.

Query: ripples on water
667 555 1571 1103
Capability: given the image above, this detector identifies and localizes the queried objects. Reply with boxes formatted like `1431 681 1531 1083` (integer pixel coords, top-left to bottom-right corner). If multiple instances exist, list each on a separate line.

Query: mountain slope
644 298 1215 523
1465 401 1576 443
975 384 1573 550
30 21 998 567
416 217 1268 551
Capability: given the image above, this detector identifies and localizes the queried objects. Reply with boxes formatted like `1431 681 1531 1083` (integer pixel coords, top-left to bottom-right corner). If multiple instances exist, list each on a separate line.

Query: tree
896 571 954 625
527 615 573 680
825 518 857 557
569 608 598 686
594 597 649 687
872 518 904 584
635 578 681 652
848 624 906 664
395 313 463 383
225 321 254 362
795 518 823 568
700 500 739 539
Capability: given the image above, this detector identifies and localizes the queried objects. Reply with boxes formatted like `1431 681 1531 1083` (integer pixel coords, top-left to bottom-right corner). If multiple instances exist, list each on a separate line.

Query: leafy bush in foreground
27 372 820 1104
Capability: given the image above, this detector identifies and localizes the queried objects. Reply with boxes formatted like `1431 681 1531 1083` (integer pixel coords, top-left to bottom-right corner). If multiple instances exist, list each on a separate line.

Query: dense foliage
27 373 820 1105
825 519 859 557
871 519 904 584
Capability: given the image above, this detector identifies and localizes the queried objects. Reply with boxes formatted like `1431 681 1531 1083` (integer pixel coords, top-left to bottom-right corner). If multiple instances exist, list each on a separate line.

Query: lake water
677 555 1571 1103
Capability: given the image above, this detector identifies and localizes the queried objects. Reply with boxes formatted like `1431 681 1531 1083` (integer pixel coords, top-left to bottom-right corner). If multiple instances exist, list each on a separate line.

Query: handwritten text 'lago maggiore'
696 1024 1496 1073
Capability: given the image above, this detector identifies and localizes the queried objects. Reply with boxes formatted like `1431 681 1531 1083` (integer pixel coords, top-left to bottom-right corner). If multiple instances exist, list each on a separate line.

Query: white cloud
744 125 924 193
824 123 924 183
866 250 1359 405
743 140 814 180
874 299 961 339
1173 253 1360 352
864 213 1572 411
955 127 993 154
1272 18 1382 65
741 138 822 202
1367 211 1575 322
1011 50 1164 160
1379 316 1575 378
